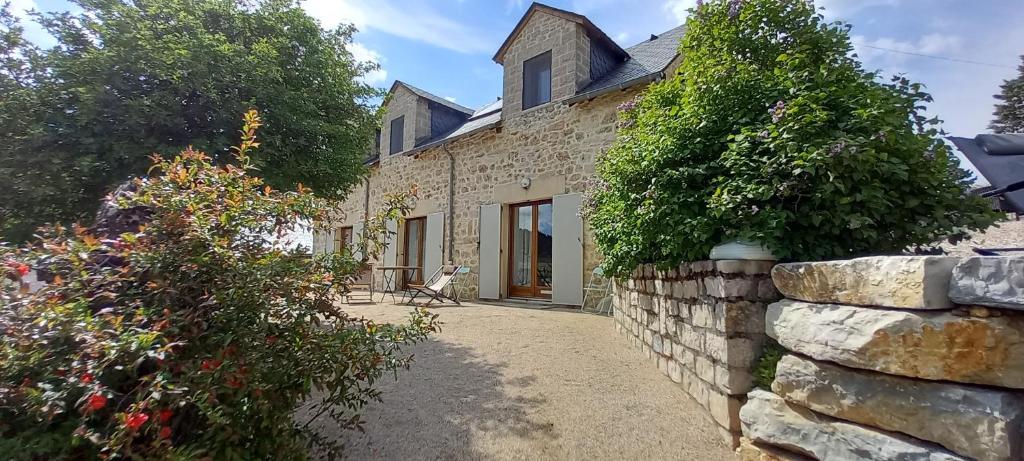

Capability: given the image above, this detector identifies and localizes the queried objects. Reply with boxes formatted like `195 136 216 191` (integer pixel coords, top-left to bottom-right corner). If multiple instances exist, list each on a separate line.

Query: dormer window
522 51 552 109
389 116 405 154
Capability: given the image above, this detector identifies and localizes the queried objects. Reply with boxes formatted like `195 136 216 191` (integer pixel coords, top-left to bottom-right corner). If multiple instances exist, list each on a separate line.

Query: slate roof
576 25 686 98
408 99 503 155
390 80 474 115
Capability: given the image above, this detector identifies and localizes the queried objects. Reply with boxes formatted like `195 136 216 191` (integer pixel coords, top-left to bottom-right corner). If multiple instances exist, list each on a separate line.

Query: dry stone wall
612 260 780 447
741 256 1024 461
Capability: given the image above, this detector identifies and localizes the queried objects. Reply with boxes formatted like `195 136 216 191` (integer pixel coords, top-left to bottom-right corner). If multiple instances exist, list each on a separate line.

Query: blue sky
9 0 1024 137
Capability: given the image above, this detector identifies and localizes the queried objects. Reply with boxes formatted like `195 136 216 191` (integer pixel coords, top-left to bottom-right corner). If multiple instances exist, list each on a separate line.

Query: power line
859 44 1017 70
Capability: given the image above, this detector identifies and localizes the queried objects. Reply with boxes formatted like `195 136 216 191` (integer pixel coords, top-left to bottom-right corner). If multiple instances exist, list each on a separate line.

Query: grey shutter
478 204 501 299
424 212 444 277
552 193 583 305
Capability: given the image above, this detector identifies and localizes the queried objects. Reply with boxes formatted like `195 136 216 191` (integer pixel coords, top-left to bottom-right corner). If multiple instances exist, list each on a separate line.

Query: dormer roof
492 2 628 65
387 80 474 115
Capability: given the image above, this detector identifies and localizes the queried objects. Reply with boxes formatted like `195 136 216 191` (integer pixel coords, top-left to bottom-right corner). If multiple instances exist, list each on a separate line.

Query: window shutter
424 212 445 277
552 193 583 305
478 204 501 299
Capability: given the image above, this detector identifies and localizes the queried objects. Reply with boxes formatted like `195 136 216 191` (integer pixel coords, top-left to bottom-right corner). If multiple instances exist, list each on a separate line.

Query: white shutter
478 204 501 299
383 219 399 266
424 212 444 277
325 229 336 254
352 221 364 261
552 193 583 305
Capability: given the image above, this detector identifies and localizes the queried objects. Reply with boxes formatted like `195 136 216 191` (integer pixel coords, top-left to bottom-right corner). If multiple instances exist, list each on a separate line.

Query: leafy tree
0 0 381 242
0 111 436 460
991 55 1024 133
586 0 1000 275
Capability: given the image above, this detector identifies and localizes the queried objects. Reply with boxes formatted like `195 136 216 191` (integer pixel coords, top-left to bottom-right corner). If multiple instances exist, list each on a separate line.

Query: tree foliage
586 0 1000 275
991 55 1024 134
0 111 437 460
0 0 382 242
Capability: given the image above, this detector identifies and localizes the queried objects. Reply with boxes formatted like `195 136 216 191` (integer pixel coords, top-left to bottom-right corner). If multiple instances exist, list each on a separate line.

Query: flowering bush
586 0 1000 275
0 111 438 459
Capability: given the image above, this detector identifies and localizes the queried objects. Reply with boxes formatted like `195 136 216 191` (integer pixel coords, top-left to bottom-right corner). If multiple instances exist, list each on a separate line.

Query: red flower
225 375 243 389
87 394 107 411
266 335 278 345
14 263 29 276
81 373 93 384
159 426 172 439
201 359 222 371
124 412 149 431
158 408 173 424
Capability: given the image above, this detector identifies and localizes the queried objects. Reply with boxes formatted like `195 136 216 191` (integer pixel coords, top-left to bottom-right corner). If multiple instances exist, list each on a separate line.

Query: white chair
444 266 472 302
581 266 612 315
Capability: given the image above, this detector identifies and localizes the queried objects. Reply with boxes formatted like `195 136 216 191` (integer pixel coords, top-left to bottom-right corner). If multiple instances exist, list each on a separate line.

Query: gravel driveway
301 302 732 460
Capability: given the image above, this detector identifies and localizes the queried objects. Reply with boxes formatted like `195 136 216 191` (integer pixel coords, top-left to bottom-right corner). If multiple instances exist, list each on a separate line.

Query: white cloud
348 42 388 85
614 32 630 44
851 33 962 70
663 0 698 24
302 0 494 54
7 0 36 19
814 0 900 19
443 96 457 103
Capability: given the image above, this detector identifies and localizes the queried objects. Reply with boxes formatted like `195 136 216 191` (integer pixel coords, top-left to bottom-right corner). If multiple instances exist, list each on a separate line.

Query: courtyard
300 301 733 460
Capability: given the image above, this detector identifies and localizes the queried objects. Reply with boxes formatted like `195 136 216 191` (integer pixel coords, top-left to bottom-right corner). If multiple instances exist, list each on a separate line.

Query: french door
508 200 553 299
403 217 425 286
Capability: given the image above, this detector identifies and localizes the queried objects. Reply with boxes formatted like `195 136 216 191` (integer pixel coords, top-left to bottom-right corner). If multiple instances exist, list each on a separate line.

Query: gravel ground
299 302 732 460
941 217 1024 256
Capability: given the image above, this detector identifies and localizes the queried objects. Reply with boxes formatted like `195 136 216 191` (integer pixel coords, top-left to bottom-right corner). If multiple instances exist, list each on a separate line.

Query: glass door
508 200 552 299
403 217 425 286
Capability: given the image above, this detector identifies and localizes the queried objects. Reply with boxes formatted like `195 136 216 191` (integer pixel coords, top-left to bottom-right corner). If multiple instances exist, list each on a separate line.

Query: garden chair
443 266 472 302
581 266 612 315
341 264 375 305
407 265 463 307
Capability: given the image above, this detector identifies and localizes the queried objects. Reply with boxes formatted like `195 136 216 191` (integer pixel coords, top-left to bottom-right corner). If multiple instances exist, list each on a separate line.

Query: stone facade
379 85 431 160
500 10 591 119
743 256 1024 461
611 260 780 447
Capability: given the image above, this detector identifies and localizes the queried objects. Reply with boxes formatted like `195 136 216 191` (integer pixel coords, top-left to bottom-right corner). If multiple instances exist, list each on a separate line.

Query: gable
493 2 626 65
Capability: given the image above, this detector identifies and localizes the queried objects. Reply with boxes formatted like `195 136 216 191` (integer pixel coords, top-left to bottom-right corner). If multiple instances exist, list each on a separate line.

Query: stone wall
324 85 639 301
740 256 1024 461
612 260 780 447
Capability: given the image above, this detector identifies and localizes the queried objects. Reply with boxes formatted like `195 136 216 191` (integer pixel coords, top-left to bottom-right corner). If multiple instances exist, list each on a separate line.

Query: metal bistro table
376 265 421 304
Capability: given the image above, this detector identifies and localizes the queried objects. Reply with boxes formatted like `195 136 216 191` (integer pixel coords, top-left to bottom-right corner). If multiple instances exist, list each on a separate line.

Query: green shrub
585 0 1000 276
0 111 438 460
753 339 786 390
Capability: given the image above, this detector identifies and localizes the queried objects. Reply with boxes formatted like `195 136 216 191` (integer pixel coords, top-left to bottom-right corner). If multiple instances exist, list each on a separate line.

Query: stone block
737 438 813 461
708 391 743 432
704 276 724 297
691 301 716 328
668 356 682 383
722 278 759 299
741 390 968 461
715 363 754 396
717 301 767 334
651 333 663 354
706 333 760 369
949 256 1024 310
716 260 775 275
695 354 715 383
657 354 668 375
767 299 1024 388
773 354 1024 461
771 256 958 309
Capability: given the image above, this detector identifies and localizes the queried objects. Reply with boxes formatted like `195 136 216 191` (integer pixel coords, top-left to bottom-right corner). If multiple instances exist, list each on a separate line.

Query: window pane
389 116 404 154
522 51 551 109
536 203 552 293
512 206 533 287
407 220 422 269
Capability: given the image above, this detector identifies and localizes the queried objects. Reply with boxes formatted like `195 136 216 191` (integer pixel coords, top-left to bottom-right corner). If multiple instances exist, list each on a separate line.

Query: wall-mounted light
520 177 532 189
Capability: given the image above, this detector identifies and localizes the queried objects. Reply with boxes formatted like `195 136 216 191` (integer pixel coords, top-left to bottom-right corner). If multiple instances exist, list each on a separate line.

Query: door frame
402 217 426 286
506 199 552 299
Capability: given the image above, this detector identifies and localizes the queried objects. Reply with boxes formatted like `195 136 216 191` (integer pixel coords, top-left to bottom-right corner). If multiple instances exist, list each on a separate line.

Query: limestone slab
773 354 1024 461
737 438 813 461
740 390 968 461
766 299 1024 388
771 256 958 309
949 256 1024 310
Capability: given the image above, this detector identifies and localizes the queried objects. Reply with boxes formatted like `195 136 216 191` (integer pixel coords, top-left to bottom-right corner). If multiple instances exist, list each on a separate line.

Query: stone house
314 3 684 304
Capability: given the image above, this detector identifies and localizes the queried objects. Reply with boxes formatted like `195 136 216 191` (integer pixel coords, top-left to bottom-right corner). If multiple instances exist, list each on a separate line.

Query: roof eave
566 71 664 105
405 120 503 157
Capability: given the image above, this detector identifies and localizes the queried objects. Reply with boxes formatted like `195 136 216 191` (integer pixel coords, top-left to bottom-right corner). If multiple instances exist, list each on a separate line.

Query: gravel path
301 302 732 460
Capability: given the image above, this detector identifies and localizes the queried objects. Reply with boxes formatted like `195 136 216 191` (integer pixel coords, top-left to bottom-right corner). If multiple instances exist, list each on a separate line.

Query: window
389 116 405 154
334 226 353 252
522 51 552 110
